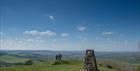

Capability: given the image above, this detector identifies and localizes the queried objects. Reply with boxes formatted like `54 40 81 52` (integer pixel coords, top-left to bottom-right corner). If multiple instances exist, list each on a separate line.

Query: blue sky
0 0 140 51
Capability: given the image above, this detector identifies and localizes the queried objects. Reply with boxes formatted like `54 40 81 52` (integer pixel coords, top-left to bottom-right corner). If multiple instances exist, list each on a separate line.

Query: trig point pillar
83 49 99 71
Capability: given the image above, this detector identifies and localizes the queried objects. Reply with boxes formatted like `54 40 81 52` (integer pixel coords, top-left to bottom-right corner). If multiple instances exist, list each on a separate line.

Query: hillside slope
0 60 118 71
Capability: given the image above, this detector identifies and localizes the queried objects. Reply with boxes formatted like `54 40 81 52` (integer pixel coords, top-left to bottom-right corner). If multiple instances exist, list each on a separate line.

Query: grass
99 67 118 71
0 55 29 63
0 60 119 71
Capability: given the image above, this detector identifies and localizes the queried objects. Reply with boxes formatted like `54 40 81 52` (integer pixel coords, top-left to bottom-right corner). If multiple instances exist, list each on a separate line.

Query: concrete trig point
83 49 99 71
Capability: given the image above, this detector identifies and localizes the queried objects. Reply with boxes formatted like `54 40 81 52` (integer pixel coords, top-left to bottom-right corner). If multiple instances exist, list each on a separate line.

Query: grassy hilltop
0 59 118 71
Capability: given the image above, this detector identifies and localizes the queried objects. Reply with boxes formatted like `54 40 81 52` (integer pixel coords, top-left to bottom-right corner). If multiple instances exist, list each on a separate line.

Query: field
0 55 29 63
0 50 139 71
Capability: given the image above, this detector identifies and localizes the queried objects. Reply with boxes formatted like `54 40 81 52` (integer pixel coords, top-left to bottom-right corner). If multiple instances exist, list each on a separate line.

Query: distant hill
0 50 139 63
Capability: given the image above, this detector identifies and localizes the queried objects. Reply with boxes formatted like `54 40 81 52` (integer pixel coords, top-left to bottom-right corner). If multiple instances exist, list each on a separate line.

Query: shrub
107 65 112 69
25 60 33 65
134 64 140 71
52 60 70 65
99 64 102 66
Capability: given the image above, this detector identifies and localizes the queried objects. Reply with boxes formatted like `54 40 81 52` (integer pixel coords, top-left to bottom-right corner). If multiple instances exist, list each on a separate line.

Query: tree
25 59 33 65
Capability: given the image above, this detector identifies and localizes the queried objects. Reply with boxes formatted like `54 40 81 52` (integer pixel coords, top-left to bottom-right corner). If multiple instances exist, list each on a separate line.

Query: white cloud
27 38 42 42
48 15 55 20
95 37 99 40
61 33 69 37
24 30 38 36
102 32 114 36
27 39 35 42
77 25 86 32
45 31 56 36
24 30 56 37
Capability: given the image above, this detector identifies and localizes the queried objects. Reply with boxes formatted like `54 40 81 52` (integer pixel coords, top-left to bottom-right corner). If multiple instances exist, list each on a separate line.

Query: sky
0 0 140 51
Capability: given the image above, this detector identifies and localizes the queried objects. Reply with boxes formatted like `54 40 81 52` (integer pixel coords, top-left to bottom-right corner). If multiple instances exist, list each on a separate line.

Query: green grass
99 67 118 71
0 60 119 71
0 55 29 63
